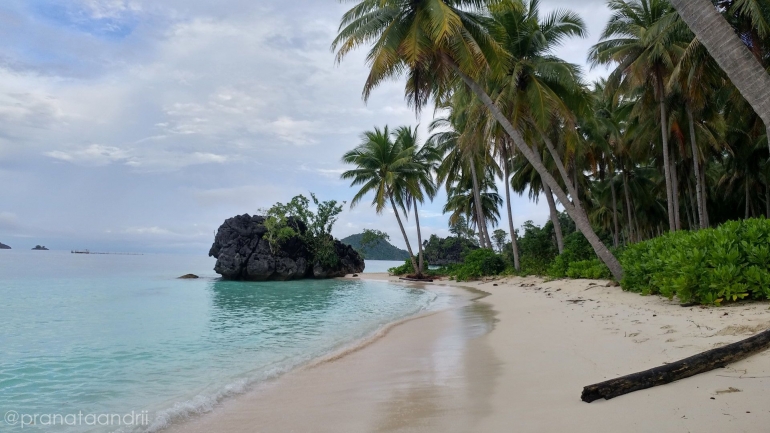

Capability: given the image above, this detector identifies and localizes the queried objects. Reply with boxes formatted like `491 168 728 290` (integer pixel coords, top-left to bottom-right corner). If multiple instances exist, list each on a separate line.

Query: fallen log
581 328 770 403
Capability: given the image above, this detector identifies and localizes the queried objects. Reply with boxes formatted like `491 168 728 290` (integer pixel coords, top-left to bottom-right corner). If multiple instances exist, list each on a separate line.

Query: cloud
0 0 611 253
45 144 130 165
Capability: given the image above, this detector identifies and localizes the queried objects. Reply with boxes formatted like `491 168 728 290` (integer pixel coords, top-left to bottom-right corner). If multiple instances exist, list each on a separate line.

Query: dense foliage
423 234 479 266
262 194 345 268
621 219 770 305
336 0 770 295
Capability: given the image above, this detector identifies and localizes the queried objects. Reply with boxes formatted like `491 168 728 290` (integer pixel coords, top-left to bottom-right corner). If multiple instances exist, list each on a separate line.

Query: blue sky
0 0 612 254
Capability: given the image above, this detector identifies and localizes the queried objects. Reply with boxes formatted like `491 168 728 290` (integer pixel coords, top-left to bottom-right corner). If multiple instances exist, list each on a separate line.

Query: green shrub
566 259 612 279
388 260 414 276
451 249 506 281
620 218 770 305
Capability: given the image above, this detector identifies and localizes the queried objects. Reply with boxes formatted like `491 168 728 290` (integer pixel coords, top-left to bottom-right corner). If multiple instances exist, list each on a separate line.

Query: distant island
341 233 409 261
0 242 10 249
32 245 49 251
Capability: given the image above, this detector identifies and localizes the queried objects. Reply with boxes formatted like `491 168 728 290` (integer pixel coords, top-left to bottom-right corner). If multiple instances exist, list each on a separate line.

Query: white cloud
45 144 130 166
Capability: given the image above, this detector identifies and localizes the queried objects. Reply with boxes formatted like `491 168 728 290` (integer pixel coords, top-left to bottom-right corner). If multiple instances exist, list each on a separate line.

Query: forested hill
340 234 410 260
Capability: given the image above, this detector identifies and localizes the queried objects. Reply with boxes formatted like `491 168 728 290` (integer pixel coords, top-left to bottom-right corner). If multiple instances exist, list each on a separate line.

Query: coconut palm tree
590 0 690 232
340 126 423 275
669 0 770 142
333 0 625 280
394 126 441 275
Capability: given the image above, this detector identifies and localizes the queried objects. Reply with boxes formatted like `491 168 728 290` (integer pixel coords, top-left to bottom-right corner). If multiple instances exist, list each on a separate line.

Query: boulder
178 274 200 279
209 214 364 281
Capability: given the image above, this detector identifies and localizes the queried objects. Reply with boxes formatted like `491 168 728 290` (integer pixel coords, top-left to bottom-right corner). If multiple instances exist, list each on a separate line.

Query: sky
0 0 613 254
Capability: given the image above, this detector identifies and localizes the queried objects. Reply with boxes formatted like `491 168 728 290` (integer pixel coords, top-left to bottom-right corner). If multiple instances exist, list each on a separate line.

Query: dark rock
178 274 200 279
32 245 49 251
0 242 10 250
209 214 365 281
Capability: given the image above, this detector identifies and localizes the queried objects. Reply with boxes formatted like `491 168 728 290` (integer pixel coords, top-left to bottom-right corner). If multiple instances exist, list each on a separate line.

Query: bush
451 249 506 281
620 218 770 305
565 259 612 279
388 260 414 276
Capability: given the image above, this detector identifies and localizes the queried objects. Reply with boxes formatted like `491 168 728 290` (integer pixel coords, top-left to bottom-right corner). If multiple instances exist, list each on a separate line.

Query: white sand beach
166 274 770 433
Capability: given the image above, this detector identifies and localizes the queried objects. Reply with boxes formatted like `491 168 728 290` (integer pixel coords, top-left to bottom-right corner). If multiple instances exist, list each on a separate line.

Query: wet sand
165 274 770 432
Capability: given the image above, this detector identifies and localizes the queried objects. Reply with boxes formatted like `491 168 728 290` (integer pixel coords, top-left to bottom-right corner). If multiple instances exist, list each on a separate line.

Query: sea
0 251 446 432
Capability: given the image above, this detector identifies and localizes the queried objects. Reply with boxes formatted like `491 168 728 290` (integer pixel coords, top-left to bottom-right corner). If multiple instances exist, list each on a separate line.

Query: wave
137 284 444 433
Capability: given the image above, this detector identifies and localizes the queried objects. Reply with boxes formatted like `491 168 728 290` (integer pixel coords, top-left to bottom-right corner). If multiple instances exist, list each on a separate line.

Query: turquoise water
0 252 442 432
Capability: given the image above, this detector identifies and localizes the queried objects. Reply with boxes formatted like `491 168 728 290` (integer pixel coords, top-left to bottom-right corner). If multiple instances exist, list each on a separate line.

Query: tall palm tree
669 0 770 147
590 0 689 232
395 126 441 275
341 126 422 275
333 0 626 280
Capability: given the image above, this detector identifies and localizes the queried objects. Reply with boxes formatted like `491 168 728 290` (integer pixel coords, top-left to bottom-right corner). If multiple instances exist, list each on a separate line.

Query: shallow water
0 251 442 432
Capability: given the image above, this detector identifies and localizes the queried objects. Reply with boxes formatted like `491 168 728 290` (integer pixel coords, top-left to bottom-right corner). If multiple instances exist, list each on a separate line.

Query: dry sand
165 274 770 433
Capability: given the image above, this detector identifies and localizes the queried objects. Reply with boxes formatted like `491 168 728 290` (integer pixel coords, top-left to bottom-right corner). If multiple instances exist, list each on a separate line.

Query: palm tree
341 126 422 275
395 126 441 275
333 0 625 280
590 0 690 232
669 0 770 143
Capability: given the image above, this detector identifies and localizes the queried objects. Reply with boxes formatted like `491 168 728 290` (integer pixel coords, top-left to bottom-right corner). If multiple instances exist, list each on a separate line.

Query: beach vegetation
262 193 345 268
621 218 770 305
334 0 770 301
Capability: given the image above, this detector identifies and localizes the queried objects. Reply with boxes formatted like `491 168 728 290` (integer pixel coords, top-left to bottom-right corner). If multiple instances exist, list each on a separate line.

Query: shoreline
163 273 770 432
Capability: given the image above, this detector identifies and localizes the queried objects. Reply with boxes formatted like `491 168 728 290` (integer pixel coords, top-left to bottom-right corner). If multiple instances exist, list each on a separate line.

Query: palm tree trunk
611 177 620 248
671 153 682 231
746 181 751 220
573 160 580 206
389 193 419 275
468 162 487 248
765 182 770 218
687 106 706 229
502 144 521 270
469 160 491 249
700 167 710 227
656 71 676 232
544 182 565 254
670 0 770 137
623 170 635 243
413 197 425 275
450 63 623 281
542 135 581 209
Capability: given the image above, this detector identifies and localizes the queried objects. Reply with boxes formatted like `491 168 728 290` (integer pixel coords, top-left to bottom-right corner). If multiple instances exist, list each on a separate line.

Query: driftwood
399 277 434 283
582 328 770 403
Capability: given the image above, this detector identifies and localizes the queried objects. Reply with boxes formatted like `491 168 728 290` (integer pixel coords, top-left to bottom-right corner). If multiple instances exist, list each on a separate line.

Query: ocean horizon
0 251 442 432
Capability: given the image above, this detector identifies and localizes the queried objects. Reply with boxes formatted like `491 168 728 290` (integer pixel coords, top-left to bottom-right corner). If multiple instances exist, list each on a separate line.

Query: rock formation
209 214 364 281
0 242 10 249
32 245 49 251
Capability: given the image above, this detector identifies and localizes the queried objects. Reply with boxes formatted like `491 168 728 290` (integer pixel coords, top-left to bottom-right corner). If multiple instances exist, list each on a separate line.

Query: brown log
582 328 770 403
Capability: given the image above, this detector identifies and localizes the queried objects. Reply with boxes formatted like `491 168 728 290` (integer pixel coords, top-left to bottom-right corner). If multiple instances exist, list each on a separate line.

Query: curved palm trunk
611 177 620 248
544 182 564 254
687 106 706 229
542 136 581 209
502 144 521 270
450 63 624 281
469 161 491 249
656 73 676 233
413 197 425 275
389 193 419 275
670 0 770 141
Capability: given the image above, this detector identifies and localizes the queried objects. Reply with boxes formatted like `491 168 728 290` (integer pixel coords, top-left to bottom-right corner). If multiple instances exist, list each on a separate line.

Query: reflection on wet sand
374 301 500 433
163 286 499 433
